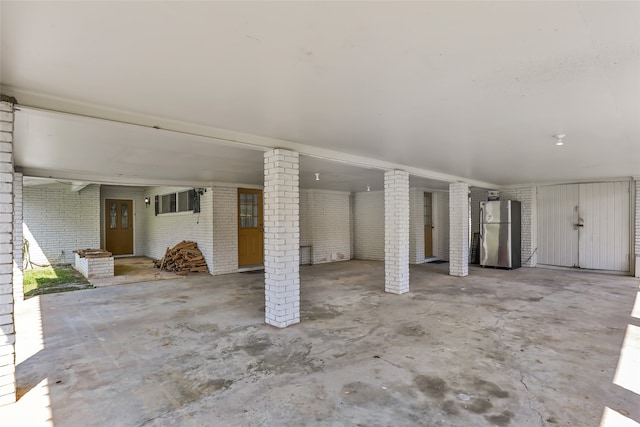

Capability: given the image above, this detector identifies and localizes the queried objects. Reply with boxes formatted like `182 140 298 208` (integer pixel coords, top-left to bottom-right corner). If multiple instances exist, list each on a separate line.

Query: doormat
429 260 449 264
240 269 265 274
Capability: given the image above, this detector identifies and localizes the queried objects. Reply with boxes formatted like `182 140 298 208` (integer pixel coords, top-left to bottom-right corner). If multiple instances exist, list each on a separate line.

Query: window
160 193 176 214
178 190 194 212
424 193 432 226
239 192 259 228
157 189 195 214
121 203 129 228
109 202 117 228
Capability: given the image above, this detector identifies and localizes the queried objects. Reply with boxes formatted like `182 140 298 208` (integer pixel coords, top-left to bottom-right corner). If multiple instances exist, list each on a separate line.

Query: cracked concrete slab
2 260 639 426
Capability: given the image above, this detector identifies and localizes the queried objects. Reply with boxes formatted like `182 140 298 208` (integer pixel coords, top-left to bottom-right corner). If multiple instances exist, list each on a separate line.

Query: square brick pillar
0 98 15 406
384 170 410 294
449 182 469 277
263 149 300 328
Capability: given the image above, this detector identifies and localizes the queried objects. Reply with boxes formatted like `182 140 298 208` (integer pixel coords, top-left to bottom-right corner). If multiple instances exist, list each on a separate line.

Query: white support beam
4 89 499 189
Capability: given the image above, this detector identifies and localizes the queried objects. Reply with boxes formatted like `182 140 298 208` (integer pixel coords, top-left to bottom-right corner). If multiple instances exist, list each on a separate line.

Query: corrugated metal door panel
579 182 630 271
537 184 579 267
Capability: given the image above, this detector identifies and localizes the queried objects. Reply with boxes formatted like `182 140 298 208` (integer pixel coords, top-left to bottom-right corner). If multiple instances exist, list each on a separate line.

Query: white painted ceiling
1 1 639 190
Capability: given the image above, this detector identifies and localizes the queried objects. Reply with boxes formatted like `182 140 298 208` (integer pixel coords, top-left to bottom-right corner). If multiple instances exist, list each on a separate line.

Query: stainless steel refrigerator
479 200 521 269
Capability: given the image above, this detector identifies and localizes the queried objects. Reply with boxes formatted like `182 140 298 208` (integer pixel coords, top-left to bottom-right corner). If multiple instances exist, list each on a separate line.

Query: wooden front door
105 199 134 255
238 189 264 266
424 192 433 257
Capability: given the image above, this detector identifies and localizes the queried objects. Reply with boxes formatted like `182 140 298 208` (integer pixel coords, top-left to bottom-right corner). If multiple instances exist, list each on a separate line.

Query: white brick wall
299 190 312 265
435 191 450 261
74 253 114 279
142 186 213 273
635 179 639 255
634 179 639 277
12 172 22 303
350 193 355 258
299 190 351 264
212 186 238 274
470 187 489 235
23 183 100 265
341 187 450 264
384 170 410 294
263 149 300 328
0 99 15 406
469 187 489 263
449 182 469 277
409 188 425 264
100 186 146 256
409 188 451 262
353 190 384 261
499 186 537 267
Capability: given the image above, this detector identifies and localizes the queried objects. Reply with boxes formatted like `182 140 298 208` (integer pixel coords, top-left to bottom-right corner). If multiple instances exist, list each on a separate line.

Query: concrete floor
91 257 177 287
2 260 639 427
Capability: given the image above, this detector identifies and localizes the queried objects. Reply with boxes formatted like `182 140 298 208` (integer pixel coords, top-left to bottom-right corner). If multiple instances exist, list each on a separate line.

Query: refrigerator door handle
479 206 484 238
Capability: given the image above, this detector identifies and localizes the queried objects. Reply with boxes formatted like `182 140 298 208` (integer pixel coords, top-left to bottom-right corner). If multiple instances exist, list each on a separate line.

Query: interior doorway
238 189 264 266
424 192 433 257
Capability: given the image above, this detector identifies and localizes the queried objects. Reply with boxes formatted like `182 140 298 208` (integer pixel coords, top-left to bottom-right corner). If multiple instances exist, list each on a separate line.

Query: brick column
384 170 410 294
0 98 15 406
263 149 300 328
13 172 23 302
449 182 469 277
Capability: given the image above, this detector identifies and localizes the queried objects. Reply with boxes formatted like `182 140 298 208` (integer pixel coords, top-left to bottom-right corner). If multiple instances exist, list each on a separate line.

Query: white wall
300 190 311 264
469 187 489 263
434 191 450 261
355 188 449 262
470 187 489 236
100 185 146 256
142 186 214 272
13 172 23 301
500 186 537 267
634 179 639 277
23 183 100 265
409 188 424 264
211 186 238 274
300 190 351 264
353 191 384 261
144 186 352 274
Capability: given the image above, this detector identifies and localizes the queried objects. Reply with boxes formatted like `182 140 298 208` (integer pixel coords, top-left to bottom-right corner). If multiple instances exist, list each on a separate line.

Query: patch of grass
24 264 93 298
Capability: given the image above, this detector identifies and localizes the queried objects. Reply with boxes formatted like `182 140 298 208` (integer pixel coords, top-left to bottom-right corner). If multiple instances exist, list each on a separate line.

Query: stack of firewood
153 241 209 274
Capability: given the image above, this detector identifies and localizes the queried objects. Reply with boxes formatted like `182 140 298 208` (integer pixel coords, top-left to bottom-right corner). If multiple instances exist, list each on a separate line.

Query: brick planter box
74 249 114 279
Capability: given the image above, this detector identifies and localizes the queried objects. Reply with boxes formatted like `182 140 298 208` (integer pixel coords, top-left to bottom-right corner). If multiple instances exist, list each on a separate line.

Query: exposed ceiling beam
20 167 213 189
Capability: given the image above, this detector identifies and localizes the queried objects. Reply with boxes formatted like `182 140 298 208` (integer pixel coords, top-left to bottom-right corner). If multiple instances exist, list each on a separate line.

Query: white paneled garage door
537 182 630 272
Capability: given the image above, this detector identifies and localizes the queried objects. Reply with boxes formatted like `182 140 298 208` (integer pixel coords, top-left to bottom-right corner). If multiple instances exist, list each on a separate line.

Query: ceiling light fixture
314 173 320 181
553 134 566 146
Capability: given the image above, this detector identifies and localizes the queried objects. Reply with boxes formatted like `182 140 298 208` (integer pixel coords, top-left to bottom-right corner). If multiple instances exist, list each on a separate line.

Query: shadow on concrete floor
91 256 183 288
